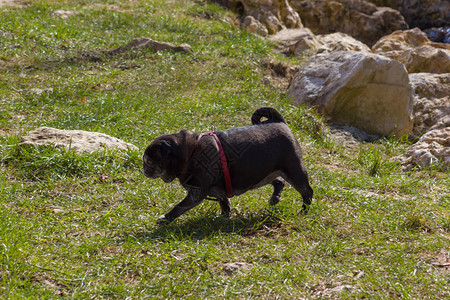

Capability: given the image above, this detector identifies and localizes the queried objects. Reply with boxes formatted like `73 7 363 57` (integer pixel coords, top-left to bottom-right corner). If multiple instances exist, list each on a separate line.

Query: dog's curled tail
251 107 286 125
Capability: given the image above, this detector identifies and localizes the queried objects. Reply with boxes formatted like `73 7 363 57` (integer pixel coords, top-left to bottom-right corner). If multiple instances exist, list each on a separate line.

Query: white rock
398 128 450 169
20 127 138 153
53 10 76 18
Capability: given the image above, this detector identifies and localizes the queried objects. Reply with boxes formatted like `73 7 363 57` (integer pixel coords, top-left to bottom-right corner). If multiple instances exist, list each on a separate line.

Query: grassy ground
0 0 449 298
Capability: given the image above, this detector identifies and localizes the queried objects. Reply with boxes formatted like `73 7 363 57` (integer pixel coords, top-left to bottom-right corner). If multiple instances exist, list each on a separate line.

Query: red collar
180 130 233 198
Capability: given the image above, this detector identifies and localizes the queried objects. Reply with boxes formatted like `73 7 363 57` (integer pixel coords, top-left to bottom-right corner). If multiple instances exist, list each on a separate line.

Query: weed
403 210 434 232
356 145 399 177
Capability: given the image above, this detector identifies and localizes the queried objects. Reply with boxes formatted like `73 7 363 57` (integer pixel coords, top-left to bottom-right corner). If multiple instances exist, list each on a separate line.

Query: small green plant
356 145 398 176
403 210 433 232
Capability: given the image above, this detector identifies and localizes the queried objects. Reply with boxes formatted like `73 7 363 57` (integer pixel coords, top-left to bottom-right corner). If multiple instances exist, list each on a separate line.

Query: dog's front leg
218 198 231 216
157 188 206 225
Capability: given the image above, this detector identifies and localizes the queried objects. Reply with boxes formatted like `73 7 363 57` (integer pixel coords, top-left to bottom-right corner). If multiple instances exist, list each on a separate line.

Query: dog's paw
269 195 281 206
156 215 171 225
220 210 231 218
301 203 310 214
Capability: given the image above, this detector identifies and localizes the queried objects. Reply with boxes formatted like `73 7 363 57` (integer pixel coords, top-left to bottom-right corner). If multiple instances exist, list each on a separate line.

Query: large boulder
398 128 450 170
372 28 450 74
270 28 371 55
409 73 450 139
367 0 450 30
290 0 408 46
224 0 302 35
288 51 413 136
20 127 138 153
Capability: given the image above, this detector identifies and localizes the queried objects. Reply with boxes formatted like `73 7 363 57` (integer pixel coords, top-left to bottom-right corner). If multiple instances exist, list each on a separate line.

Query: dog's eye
145 159 156 168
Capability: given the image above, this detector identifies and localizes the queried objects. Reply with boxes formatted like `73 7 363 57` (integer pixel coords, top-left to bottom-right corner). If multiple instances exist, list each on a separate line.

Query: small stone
53 10 76 18
330 284 355 293
221 262 252 276
110 38 192 54
30 87 53 94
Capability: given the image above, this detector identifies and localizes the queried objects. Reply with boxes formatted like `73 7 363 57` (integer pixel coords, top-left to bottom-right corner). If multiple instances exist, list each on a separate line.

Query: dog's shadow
132 208 290 242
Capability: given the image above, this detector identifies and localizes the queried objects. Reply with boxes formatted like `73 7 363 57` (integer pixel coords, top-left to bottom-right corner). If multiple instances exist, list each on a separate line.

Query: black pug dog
143 107 313 224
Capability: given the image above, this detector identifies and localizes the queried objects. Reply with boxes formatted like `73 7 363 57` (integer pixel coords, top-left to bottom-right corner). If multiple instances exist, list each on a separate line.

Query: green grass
1 0 449 298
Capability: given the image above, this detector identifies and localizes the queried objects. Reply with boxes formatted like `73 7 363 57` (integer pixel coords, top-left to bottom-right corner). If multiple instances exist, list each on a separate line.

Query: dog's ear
158 140 176 157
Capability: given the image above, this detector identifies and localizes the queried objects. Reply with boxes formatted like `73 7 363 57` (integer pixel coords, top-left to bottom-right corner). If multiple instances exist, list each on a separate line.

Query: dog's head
142 136 179 183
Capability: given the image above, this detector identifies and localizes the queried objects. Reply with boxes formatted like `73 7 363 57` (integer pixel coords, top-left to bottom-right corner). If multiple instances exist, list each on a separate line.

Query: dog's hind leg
269 178 285 206
283 164 313 211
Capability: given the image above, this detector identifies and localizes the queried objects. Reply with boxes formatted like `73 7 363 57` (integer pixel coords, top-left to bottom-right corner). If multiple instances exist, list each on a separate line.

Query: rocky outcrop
270 28 371 56
110 38 192 54
372 28 450 74
409 73 450 139
398 128 450 170
290 0 408 46
20 127 138 153
288 51 413 136
225 0 302 35
367 0 450 30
